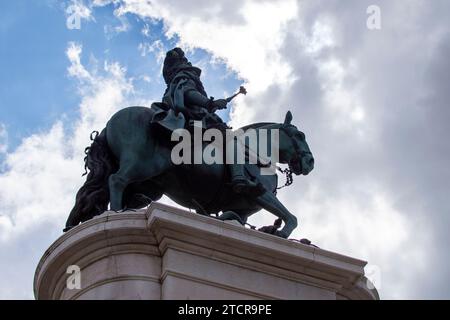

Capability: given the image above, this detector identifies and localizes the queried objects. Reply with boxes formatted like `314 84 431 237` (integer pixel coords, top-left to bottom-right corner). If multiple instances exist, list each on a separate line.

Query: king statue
64 48 315 240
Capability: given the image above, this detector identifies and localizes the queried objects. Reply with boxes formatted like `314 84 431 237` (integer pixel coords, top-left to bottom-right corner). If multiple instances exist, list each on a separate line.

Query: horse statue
64 106 314 239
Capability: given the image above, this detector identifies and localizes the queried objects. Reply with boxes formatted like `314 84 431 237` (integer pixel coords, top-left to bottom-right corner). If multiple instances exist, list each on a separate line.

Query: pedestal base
34 202 379 300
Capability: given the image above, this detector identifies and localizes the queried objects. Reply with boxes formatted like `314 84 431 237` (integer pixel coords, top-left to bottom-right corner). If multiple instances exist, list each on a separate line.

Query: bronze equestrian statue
64 48 315 239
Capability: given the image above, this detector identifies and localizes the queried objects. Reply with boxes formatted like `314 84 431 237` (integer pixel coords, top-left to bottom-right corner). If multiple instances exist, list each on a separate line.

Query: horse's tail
64 129 118 232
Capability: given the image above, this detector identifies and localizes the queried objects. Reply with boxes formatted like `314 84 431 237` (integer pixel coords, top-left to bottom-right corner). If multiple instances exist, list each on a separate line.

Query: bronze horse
64 107 314 238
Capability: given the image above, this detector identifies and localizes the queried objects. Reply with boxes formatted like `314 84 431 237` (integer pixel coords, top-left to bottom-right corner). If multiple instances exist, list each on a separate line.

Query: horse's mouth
289 158 302 175
290 154 314 176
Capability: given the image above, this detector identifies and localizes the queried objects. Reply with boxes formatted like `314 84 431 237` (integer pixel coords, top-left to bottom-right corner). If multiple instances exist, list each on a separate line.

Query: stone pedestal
34 202 379 300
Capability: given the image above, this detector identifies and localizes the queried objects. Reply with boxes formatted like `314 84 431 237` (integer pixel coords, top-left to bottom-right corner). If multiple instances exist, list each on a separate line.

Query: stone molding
34 202 379 300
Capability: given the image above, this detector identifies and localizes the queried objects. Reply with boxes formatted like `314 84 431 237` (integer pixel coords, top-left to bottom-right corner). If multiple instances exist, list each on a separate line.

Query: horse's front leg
109 172 128 211
253 191 298 238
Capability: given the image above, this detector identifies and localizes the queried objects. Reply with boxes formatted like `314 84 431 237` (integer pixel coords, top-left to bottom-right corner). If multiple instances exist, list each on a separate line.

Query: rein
273 124 298 192
276 166 293 190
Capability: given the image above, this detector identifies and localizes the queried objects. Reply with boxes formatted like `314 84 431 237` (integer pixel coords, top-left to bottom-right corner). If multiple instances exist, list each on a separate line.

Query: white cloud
66 0 95 23
138 39 165 63
141 23 151 37
0 43 133 240
2 0 449 299
103 14 131 38
302 19 335 55
290 184 429 299
98 0 450 299
0 42 136 298
114 0 297 92
66 42 92 81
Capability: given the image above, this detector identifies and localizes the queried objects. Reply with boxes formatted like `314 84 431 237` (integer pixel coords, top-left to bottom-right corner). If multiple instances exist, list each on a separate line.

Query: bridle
275 125 310 192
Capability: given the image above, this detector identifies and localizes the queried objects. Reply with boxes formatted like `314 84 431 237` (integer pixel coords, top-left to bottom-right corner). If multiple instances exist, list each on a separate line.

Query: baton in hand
226 86 247 103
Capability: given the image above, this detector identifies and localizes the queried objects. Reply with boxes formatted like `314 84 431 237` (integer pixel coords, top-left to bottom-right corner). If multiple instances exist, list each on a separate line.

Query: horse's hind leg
253 191 298 238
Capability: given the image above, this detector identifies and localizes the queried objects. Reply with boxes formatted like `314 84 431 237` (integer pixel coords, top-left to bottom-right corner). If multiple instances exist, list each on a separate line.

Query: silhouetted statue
64 48 315 239
154 48 262 194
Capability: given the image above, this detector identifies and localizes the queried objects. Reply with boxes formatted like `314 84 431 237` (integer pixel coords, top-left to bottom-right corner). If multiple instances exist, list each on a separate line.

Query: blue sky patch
0 0 241 154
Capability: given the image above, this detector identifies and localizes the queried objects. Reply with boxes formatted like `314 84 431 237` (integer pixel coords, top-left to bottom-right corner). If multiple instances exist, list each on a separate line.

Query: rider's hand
211 99 228 110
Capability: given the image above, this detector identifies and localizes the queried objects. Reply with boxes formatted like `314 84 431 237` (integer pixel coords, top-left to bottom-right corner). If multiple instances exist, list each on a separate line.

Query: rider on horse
151 47 262 195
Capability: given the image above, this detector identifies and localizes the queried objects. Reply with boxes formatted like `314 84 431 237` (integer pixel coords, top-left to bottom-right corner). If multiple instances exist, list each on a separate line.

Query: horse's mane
239 122 278 131
239 122 298 133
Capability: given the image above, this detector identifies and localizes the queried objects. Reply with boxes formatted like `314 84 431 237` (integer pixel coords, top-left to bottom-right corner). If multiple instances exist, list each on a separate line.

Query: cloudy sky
0 0 449 299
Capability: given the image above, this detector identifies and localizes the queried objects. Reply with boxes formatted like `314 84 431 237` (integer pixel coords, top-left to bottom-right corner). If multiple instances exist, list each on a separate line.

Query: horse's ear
284 111 293 125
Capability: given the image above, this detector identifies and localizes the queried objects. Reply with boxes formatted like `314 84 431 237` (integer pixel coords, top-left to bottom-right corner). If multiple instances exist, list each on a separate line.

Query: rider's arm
185 89 228 112
184 89 212 109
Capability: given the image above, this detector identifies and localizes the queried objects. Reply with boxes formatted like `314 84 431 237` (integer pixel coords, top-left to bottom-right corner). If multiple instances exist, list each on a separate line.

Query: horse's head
278 111 314 176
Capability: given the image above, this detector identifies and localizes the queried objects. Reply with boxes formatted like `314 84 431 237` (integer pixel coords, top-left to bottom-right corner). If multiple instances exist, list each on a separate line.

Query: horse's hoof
300 238 311 245
258 225 278 234
258 218 283 235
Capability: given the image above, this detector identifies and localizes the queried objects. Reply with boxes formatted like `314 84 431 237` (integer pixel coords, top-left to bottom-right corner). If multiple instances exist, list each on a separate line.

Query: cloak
152 64 222 131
